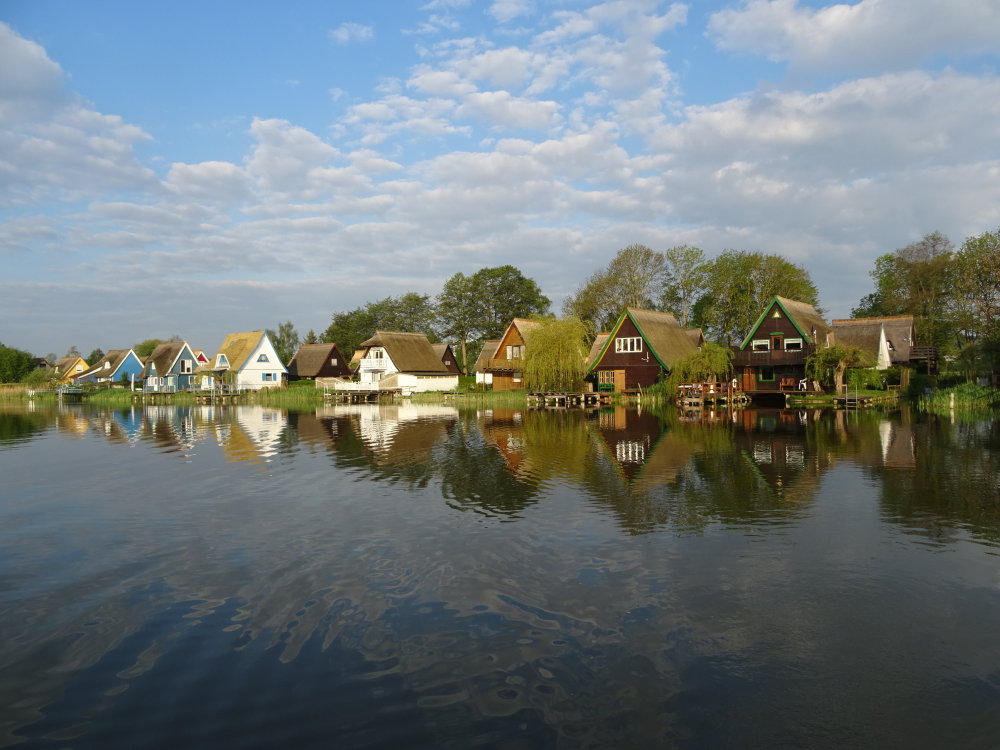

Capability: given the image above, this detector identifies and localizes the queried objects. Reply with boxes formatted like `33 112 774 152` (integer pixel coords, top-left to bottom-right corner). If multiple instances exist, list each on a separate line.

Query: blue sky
2 0 999 356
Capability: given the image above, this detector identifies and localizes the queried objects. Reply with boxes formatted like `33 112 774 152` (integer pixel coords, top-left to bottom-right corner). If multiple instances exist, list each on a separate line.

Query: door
742 366 755 391
614 370 626 393
771 333 784 351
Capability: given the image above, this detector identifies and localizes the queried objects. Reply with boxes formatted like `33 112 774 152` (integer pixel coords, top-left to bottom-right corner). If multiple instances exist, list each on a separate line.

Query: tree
806 345 873 392
694 251 819 345
134 339 164 358
665 342 734 392
0 344 38 383
436 273 480 374
65 346 81 358
661 245 708 327
470 266 550 339
563 244 664 332
323 294 438 358
952 229 1000 342
266 321 300 366
852 232 956 351
302 330 319 345
522 317 589 392
86 348 104 364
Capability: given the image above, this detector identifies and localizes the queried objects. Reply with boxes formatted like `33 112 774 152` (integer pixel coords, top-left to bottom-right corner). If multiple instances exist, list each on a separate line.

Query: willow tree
665 342 735 392
806 345 873 392
522 316 589 392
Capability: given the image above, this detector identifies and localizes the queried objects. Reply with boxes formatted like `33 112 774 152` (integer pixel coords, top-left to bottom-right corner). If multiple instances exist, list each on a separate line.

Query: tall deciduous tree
266 321 300 365
472 265 550 339
661 245 707 327
323 294 438 358
436 273 480 374
563 244 665 333
522 317 589 392
0 343 37 383
694 251 819 345
86 349 104 365
134 339 164 358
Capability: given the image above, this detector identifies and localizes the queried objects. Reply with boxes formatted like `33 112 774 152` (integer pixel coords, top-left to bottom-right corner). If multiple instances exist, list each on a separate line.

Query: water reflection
2 403 1000 747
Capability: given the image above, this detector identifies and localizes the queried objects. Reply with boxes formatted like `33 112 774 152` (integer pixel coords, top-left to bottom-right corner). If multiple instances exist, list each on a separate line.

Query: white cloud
456 90 560 129
166 161 253 204
328 22 374 45
490 0 534 24
709 0 1000 72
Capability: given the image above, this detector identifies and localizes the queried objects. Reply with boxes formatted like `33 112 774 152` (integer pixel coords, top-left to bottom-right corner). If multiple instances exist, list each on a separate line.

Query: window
180 359 193 373
370 348 384 360
597 370 615 384
75 364 83 372
784 338 802 351
615 337 642 353
752 340 770 352
506 345 524 359
513 371 522 383
104 361 111 369
445 359 451 365
217 354 229 367
330 358 338 366
258 354 269 363
262 372 275 382
758 366 775 382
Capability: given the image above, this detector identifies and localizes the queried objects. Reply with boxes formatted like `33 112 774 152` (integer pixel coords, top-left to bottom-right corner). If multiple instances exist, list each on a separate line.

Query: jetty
676 381 748 409
527 391 613 408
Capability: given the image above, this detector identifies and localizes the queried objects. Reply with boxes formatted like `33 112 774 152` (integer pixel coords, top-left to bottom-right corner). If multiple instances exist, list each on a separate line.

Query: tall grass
918 383 1000 413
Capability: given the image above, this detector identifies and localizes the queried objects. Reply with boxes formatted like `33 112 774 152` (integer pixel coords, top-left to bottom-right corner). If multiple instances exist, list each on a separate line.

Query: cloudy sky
2 0 999 356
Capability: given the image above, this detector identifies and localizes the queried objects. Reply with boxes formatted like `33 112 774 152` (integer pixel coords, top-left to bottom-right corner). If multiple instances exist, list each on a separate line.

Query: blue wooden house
74 349 145 385
139 341 199 392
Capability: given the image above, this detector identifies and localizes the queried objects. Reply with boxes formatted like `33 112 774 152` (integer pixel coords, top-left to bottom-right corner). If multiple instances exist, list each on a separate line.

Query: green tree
436 274 480 374
522 316 589 391
665 342 734 391
266 321 300 365
324 294 437 357
661 245 707 327
86 348 104 365
302 330 319 345
852 232 956 351
806 345 873 392
134 339 164 358
563 244 664 332
471 266 550 339
694 251 819 345
0 344 38 383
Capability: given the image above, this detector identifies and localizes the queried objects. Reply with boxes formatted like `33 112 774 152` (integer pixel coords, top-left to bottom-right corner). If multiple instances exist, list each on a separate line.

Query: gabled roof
498 318 541 346
685 328 705 347
586 334 610 369
200 331 270 372
473 340 501 373
75 349 135 380
831 315 914 361
361 331 448 373
739 296 831 349
589 308 698 372
54 356 87 378
288 342 347 378
140 341 191 378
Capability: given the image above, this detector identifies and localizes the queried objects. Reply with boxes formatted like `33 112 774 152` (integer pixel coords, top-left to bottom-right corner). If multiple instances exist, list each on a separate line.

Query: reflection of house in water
878 420 916 469
590 407 696 490
478 408 527 476
220 407 289 465
733 409 834 498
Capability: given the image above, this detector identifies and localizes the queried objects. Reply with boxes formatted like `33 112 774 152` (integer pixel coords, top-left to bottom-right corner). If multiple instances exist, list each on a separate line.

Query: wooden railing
484 357 523 371
731 346 813 366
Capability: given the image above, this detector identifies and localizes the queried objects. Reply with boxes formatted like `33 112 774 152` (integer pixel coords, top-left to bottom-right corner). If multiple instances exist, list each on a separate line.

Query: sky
2 0 999 357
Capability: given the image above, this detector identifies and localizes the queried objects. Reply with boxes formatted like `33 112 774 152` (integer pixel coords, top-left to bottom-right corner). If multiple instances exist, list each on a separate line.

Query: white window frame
752 339 770 352
330 358 338 366
217 353 229 367
180 359 193 373
784 338 803 351
597 370 615 384
615 337 642 353
257 353 270 363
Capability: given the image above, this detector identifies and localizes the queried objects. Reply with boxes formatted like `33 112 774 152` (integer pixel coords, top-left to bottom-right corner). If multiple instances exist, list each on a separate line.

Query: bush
846 368 887 391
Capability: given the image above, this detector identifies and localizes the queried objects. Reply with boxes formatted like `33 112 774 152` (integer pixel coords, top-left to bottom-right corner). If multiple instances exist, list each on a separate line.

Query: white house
198 331 287 391
351 331 458 395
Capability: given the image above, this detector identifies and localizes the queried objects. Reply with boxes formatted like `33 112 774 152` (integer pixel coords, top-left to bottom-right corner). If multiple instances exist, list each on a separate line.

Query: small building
432 343 461 374
473 340 502 387
830 315 936 373
139 341 199 392
287 342 352 381
354 331 458 394
52 356 88 385
192 350 211 366
197 331 288 391
732 296 832 393
74 349 144 386
480 318 541 391
587 308 698 393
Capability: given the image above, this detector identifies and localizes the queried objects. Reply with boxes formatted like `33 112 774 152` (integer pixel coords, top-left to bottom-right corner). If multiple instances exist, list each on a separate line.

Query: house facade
480 319 541 391
354 331 458 394
587 308 698 393
74 349 144 385
732 296 832 392
287 342 352 381
140 341 199 393
52 356 88 385
198 331 287 391
473 340 501 387
432 343 461 374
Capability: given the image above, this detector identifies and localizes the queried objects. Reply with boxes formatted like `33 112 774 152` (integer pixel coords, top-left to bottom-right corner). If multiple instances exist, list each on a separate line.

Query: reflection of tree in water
872 416 1000 545
0 407 52 445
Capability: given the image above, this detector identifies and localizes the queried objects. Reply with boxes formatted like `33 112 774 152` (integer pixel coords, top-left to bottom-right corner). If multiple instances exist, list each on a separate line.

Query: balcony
484 357 523 371
732 346 814 367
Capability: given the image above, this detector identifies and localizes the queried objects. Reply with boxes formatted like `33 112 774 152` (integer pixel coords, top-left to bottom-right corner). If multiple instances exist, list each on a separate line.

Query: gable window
615 337 642 353
370 348 384 360
784 338 803 351
445 359 451 365
752 339 770 352
180 359 193 373
217 354 229 367
258 354 270 363
330 358 338 366
506 345 524 359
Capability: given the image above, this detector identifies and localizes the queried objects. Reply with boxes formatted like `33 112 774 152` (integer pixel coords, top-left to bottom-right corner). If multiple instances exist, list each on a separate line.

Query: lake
1 402 999 749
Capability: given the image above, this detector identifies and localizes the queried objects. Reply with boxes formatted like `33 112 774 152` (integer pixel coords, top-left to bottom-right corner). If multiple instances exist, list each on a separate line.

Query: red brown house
432 343 461 374
287 342 352 381
480 318 541 390
587 308 698 393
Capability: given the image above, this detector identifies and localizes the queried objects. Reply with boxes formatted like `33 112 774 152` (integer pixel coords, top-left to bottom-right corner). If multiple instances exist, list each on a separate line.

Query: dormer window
370 348 384 360
180 359 193 373
217 353 229 367
104 361 111 369
258 354 269 363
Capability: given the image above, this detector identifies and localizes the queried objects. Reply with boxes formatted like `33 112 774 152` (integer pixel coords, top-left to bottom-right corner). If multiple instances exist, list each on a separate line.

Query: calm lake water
1 402 999 749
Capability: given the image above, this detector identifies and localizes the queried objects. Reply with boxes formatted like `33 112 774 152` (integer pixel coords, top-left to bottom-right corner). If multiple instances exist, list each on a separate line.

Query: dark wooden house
287 342 352 381
481 319 541 391
733 296 832 393
432 343 461 374
587 308 698 393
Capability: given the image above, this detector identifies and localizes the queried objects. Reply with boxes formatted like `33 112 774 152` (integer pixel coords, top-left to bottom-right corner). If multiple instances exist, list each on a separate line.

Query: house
432 343 461 374
586 334 610 370
480 318 541 391
197 331 287 391
830 315 936 374
74 349 144 386
192 350 211 366
353 331 458 394
287 342 352 381
587 308 698 393
473 340 501 387
52 356 88 385
139 341 199 392
732 296 832 392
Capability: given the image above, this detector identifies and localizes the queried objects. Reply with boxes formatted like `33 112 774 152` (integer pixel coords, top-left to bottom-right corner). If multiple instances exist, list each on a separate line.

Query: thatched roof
288 342 347 378
774 296 831 343
199 331 266 372
361 331 448 373
627 308 698 369
685 328 705 347
473 340 501 373
587 334 609 368
140 341 188 378
832 315 914 362
54 356 87 378
75 349 133 380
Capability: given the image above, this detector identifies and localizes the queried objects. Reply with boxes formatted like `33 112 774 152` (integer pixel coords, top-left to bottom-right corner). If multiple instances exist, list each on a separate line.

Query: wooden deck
527 391 613 408
676 382 749 409
324 389 401 404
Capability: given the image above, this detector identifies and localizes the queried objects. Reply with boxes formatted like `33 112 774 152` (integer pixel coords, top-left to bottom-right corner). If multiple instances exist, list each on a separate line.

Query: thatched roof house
287 342 351 380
